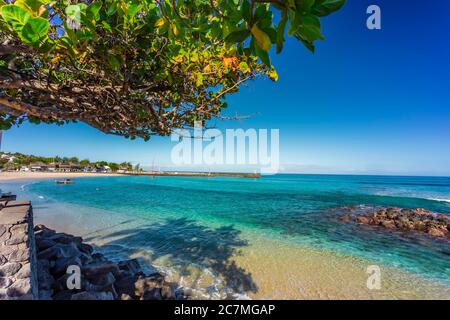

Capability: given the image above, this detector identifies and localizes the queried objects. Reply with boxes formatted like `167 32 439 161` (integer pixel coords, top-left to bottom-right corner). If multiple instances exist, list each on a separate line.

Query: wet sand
234 235 450 299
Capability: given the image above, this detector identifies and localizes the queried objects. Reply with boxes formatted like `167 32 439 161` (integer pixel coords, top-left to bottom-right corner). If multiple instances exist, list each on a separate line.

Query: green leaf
0 5 31 31
276 9 288 53
102 21 112 32
238 62 250 73
20 16 49 45
127 3 142 17
252 38 271 65
298 37 315 53
225 29 250 44
65 3 87 21
311 0 346 17
107 55 121 71
287 9 301 35
296 0 315 12
251 24 272 51
196 72 203 87
86 2 102 21
14 0 48 14
241 0 250 22
296 14 324 42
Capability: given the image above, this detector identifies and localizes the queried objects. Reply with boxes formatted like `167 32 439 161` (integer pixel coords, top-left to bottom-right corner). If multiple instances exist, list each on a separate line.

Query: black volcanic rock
336 206 450 239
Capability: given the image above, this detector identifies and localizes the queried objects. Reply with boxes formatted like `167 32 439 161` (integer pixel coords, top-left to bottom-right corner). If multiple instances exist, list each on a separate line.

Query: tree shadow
88 217 258 295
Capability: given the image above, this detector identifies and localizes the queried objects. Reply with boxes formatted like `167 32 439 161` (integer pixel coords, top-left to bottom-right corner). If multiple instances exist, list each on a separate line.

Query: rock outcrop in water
337 206 450 238
34 224 188 300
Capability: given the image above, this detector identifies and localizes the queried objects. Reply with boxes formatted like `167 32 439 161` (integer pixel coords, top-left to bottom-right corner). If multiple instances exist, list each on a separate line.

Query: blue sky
2 0 450 175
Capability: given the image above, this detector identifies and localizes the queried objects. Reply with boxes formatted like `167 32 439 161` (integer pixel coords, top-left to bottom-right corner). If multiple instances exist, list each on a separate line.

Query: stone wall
0 200 38 300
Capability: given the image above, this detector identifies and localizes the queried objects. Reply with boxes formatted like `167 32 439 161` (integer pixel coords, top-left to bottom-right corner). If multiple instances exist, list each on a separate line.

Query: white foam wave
429 198 450 203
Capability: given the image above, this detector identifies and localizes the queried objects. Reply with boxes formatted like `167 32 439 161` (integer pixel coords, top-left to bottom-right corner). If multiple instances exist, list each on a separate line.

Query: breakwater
123 171 261 178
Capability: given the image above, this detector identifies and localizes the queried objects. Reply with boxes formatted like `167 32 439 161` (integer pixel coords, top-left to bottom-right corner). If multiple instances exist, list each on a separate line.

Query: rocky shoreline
337 206 450 239
34 224 188 300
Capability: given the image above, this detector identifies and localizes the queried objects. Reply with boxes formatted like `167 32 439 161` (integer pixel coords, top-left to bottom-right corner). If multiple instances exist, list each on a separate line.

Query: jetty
122 171 261 179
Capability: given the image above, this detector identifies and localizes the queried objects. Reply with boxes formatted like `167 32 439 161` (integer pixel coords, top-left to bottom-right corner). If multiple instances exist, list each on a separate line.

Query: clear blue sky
2 0 450 175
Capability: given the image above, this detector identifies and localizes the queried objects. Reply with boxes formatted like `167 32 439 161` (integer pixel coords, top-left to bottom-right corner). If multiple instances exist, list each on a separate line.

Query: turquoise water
3 174 450 297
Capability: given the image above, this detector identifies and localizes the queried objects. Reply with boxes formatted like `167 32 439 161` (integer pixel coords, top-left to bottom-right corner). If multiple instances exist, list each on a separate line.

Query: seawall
0 200 38 299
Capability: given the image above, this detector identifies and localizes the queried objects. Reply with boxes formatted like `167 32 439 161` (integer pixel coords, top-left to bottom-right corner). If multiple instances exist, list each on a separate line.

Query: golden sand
235 237 450 299
81 219 450 300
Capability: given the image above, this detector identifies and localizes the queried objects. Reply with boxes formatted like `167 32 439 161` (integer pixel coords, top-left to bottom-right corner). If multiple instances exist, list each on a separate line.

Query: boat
56 179 74 185
0 192 17 201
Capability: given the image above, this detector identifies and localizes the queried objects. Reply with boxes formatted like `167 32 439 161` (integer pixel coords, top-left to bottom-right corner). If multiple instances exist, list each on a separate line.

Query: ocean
3 174 450 299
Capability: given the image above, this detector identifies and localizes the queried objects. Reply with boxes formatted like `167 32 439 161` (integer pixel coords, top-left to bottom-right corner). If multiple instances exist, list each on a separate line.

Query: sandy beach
0 171 121 181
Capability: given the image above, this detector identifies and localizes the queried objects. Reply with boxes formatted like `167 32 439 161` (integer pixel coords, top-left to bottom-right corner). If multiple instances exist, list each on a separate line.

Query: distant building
1 154 16 163
56 164 84 172
92 165 112 173
29 163 48 172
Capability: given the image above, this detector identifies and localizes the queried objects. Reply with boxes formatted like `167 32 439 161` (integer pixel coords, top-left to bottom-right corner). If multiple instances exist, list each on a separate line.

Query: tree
0 156 8 168
0 0 345 140
68 156 79 163
108 162 119 171
120 161 132 170
79 158 90 165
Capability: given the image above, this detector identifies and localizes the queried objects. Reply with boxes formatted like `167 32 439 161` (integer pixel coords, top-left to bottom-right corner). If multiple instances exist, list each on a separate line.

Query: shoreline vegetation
0 152 261 180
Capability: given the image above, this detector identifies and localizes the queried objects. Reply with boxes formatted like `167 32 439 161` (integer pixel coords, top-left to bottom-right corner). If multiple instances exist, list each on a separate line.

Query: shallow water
2 174 450 299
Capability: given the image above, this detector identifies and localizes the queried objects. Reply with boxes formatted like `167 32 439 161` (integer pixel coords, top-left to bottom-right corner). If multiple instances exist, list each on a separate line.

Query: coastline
36 203 450 300
0 171 122 181
1 175 450 300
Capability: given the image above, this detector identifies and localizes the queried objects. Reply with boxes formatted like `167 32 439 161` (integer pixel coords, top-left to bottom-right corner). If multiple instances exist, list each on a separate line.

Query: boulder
52 256 82 276
161 283 177 300
89 272 116 287
83 262 119 277
338 214 350 222
71 291 114 300
337 205 450 239
114 274 138 298
428 227 447 237
78 243 94 255
355 215 370 225
381 220 396 229
118 259 141 275
50 233 82 245
36 238 57 251
141 287 162 300
120 293 133 300
34 225 56 238
37 245 65 260
52 290 74 300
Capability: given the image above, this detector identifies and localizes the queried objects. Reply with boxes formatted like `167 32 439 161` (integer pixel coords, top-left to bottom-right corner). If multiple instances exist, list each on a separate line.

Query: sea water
3 174 450 299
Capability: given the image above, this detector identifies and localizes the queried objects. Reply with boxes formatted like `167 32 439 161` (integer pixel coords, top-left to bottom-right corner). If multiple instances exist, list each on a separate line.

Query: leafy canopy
0 0 345 140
